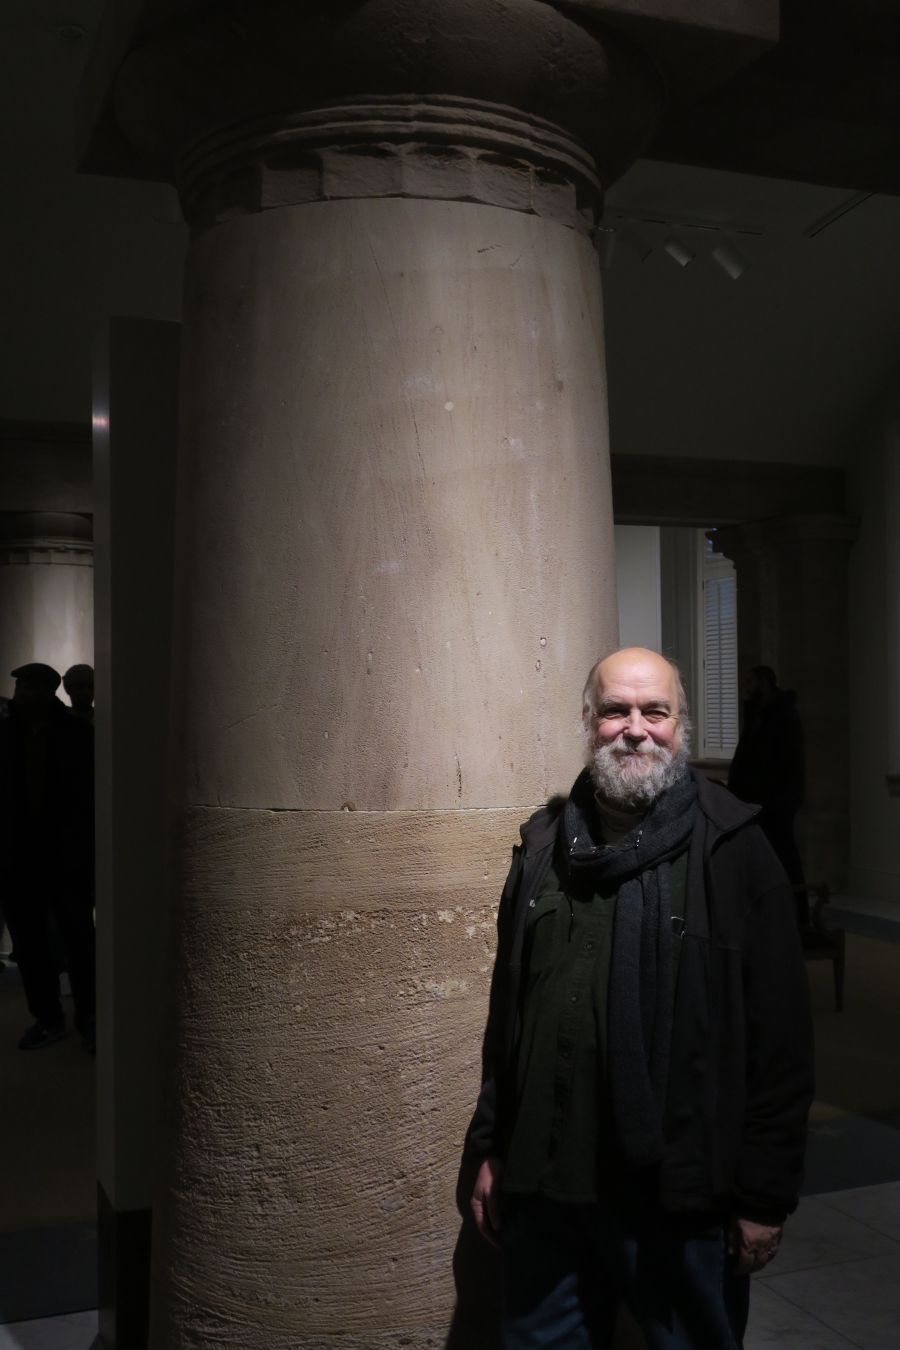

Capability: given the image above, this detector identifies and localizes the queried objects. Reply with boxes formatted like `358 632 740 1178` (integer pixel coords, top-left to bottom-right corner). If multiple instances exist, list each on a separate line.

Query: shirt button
570 994 579 1004
585 941 595 951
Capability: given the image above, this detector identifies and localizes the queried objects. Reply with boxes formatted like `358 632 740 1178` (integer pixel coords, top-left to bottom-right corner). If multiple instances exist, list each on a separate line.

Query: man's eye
644 709 669 722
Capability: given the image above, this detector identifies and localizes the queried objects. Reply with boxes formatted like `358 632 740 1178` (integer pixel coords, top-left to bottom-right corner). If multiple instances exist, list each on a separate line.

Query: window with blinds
699 536 739 758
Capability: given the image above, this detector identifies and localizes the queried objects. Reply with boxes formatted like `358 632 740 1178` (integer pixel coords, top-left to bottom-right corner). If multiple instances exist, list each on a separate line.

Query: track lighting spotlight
663 236 695 268
711 242 749 280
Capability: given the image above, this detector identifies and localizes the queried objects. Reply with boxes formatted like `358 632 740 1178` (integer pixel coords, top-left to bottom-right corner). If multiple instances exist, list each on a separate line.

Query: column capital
102 0 668 231
175 95 616 237
0 511 94 564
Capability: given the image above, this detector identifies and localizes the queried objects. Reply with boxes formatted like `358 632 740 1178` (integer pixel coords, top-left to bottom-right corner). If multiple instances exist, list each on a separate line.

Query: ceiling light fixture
711 242 749 280
663 236 695 268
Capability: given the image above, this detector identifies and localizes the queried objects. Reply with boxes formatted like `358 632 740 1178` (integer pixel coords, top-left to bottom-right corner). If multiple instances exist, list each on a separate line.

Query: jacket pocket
523 893 565 977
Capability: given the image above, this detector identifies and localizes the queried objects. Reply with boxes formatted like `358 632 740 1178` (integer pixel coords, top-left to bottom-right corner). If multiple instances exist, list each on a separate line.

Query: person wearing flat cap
0 662 96 1051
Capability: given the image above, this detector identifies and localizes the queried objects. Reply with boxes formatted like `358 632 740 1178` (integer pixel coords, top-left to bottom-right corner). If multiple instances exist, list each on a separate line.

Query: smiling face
583 648 688 808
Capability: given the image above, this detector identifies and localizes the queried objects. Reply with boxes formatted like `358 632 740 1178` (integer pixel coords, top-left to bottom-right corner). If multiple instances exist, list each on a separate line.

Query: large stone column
715 514 858 888
85 2 772 1345
0 511 93 689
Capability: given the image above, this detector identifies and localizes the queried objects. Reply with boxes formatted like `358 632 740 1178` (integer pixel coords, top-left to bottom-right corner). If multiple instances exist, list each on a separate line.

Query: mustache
585 734 686 809
606 737 668 758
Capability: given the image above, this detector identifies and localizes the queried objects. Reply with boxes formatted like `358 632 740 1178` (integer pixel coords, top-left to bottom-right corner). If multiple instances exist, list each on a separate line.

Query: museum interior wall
614 524 661 652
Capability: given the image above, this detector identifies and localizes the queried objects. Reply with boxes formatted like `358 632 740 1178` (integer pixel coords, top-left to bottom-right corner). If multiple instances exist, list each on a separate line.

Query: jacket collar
518 794 566 855
518 769 757 855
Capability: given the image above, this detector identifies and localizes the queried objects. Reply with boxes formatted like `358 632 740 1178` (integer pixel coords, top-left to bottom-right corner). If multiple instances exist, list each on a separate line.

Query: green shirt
502 847 688 1203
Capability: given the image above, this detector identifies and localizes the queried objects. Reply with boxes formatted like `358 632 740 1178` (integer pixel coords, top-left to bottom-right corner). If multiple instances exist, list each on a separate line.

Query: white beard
586 734 690 810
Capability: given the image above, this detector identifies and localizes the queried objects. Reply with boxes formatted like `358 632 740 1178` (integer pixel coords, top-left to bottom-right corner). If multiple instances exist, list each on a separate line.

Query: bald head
582 648 687 725
581 648 691 807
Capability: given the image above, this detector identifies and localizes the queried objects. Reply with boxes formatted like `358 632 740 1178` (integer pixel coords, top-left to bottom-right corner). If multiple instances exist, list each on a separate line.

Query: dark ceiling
648 0 900 194
3 0 900 468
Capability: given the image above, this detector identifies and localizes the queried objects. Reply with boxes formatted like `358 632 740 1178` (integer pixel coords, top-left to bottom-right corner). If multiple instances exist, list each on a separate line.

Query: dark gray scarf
561 766 698 1169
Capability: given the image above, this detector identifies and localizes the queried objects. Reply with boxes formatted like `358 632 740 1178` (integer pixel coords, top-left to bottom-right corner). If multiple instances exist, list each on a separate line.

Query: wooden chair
793 883 846 1012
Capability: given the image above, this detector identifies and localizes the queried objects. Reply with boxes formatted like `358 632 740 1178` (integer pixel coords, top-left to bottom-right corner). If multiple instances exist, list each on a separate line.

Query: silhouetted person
728 665 806 926
0 663 96 1051
63 663 94 723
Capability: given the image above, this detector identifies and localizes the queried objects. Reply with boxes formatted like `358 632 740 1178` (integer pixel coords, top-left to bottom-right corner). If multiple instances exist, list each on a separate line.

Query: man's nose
623 710 647 739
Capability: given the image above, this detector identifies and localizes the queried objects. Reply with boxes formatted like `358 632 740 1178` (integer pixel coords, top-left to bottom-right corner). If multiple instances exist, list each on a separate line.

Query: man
728 665 805 925
0 663 96 1051
467 648 813 1349
62 663 95 724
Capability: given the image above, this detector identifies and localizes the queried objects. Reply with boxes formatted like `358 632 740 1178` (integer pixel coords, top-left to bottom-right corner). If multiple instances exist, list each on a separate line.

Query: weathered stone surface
175 196 614 813
180 100 605 237
180 805 525 913
150 155 619 1350
152 805 509 1343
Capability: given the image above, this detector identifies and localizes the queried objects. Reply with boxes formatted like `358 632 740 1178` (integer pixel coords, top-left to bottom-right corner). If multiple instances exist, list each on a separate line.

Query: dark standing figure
466 648 813 1350
62 664 94 724
727 665 806 928
0 663 96 1051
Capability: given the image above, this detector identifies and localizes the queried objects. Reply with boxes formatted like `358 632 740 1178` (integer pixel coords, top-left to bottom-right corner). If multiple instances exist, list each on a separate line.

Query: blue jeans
501 1193 749 1350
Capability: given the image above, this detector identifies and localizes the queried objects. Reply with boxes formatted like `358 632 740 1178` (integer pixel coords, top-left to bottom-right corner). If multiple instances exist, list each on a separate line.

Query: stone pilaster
715 514 858 888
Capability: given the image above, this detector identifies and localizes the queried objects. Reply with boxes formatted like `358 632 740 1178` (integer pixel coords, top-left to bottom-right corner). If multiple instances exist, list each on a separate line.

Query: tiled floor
748 1182 900 1349
12 1183 900 1349
0 1310 96 1350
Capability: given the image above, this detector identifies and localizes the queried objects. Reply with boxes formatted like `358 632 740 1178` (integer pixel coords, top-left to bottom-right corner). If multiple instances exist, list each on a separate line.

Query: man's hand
727 1217 783 1274
470 1156 503 1247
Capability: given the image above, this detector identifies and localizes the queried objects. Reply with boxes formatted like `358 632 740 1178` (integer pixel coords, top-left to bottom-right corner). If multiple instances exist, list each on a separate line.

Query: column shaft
155 192 617 1348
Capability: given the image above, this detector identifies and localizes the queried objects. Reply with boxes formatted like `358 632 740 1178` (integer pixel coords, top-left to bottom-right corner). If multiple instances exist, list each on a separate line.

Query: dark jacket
465 771 814 1224
0 698 94 887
